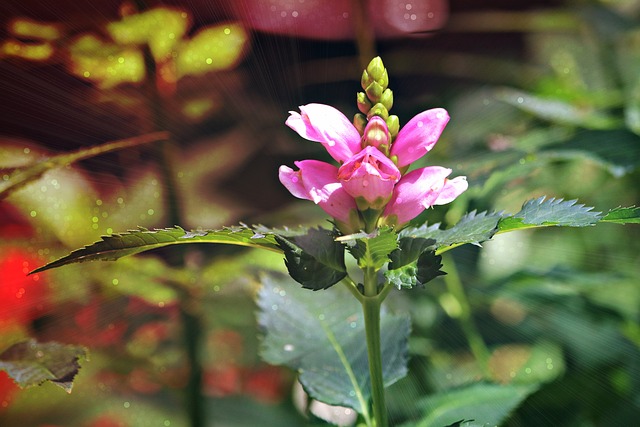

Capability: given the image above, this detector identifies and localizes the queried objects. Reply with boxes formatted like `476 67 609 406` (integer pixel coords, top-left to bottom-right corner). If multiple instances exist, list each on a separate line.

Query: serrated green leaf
31 225 281 274
601 206 640 224
275 228 347 291
257 273 410 415
498 197 601 231
0 132 168 200
344 227 398 271
403 382 537 427
389 237 436 269
0 339 87 393
401 211 503 252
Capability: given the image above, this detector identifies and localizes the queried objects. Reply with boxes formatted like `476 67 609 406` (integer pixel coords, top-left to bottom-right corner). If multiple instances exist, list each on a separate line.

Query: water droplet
417 121 423 127
396 197 403 204
271 304 278 311
283 344 295 352
327 140 336 146
517 96 524 104
362 180 369 187
350 321 357 328
123 401 130 409
318 314 325 320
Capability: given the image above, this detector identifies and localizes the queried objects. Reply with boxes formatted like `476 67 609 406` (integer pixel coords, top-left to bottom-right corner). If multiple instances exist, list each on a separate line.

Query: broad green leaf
497 88 620 129
498 197 602 231
176 23 247 78
389 237 435 269
31 225 281 274
275 228 346 290
257 273 410 415
0 340 87 393
343 227 398 271
601 206 640 224
0 132 168 200
403 382 537 427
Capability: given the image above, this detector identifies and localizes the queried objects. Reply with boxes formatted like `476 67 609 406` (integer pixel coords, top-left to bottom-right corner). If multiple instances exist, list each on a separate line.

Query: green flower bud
365 81 384 103
380 88 393 111
361 69 371 90
366 57 386 87
367 103 389 121
377 69 389 89
386 115 399 138
357 92 372 115
353 113 367 135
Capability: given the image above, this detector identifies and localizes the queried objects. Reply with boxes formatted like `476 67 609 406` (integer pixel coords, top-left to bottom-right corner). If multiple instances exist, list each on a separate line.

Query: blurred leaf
403 382 537 427
31 225 282 274
67 34 145 88
0 339 86 393
601 206 640 223
107 7 189 61
488 341 565 385
257 273 410 415
498 197 601 231
497 88 620 129
8 18 62 41
0 132 168 200
275 228 346 290
176 23 247 78
343 227 398 271
0 40 54 60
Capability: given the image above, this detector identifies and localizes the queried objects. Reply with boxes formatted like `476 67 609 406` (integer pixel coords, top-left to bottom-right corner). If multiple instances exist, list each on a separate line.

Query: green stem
179 301 205 427
441 255 492 376
362 268 388 427
350 0 377 71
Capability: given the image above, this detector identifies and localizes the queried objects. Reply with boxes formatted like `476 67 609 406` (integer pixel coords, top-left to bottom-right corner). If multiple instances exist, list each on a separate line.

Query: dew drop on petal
362 180 369 187
396 197 403 204
417 121 424 128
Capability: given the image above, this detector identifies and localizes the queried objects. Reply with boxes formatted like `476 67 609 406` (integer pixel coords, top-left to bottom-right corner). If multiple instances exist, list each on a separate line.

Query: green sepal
274 227 347 291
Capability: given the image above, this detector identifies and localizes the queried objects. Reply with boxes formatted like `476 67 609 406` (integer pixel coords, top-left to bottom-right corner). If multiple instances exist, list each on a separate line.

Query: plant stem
362 268 388 427
179 301 205 427
350 0 376 71
441 254 492 376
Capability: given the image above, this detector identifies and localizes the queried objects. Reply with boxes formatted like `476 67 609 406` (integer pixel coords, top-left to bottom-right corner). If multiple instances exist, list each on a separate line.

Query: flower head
280 57 467 233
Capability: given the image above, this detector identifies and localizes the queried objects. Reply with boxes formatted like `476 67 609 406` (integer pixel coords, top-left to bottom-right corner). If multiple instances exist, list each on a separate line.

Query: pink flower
390 108 450 167
279 160 357 225
382 167 468 225
337 146 400 209
285 104 361 163
281 103 466 231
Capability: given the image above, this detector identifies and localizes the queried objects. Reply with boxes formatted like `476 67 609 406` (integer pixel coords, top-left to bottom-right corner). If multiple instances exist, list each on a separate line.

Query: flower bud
380 88 393 111
365 81 384 103
386 115 399 138
357 92 372 115
361 69 371 90
362 116 391 154
367 103 389 121
353 113 367 135
366 57 387 89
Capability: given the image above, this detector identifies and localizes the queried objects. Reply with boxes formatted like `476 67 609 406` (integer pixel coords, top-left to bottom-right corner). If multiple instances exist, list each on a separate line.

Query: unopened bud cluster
355 57 399 150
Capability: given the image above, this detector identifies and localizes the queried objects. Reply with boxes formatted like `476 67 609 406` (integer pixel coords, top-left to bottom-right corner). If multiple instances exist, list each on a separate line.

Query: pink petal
390 108 450 167
279 160 357 223
337 146 400 206
382 166 452 225
286 104 361 163
434 176 468 205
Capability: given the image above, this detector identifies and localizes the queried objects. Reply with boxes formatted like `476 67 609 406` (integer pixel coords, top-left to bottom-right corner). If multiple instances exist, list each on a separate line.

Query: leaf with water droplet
0 339 87 393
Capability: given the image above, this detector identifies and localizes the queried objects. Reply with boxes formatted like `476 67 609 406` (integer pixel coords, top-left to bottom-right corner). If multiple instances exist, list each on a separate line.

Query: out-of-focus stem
351 0 377 71
441 254 492 376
